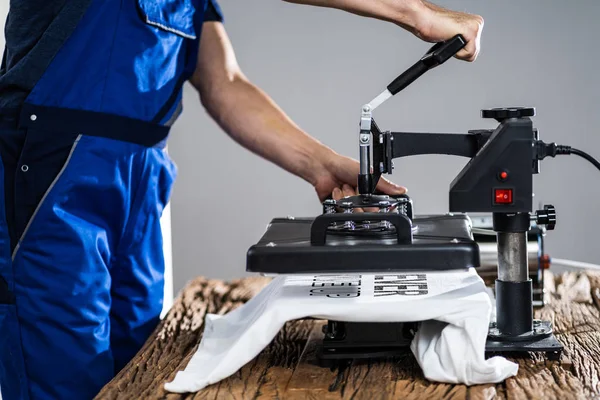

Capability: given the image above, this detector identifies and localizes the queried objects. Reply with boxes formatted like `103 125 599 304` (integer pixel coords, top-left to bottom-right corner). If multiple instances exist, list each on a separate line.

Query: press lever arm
365 34 466 113
358 34 466 194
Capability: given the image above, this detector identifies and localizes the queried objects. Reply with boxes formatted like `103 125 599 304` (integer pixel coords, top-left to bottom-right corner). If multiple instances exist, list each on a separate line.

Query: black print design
374 274 428 296
309 275 362 298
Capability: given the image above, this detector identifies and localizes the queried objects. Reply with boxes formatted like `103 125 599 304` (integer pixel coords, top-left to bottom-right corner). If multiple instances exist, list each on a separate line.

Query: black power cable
569 148 600 172
535 142 600 172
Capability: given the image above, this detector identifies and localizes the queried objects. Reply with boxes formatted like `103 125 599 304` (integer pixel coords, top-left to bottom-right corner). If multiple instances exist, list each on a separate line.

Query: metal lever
358 34 466 194
386 34 466 96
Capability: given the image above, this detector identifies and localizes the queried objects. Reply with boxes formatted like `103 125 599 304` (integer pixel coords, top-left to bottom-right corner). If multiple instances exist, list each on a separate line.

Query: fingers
332 187 343 201
455 15 484 62
330 184 365 212
455 35 480 61
455 44 476 62
330 181 407 214
337 183 401 213
341 184 356 198
341 184 364 212
375 177 407 195
416 2 484 62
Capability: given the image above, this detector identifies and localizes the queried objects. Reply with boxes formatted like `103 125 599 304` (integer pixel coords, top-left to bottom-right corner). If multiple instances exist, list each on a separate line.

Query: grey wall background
169 0 600 292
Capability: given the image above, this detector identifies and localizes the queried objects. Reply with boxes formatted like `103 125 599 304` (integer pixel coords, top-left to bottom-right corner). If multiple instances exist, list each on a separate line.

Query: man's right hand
284 0 484 62
413 1 484 62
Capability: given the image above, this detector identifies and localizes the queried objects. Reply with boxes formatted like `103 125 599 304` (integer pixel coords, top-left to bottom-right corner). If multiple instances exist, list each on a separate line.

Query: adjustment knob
481 107 536 122
534 205 556 230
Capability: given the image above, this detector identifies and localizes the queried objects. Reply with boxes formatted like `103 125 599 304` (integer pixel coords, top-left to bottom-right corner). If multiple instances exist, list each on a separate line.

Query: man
0 0 483 398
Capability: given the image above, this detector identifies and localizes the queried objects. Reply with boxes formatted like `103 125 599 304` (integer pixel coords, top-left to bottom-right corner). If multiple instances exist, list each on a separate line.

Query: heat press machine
246 34 573 362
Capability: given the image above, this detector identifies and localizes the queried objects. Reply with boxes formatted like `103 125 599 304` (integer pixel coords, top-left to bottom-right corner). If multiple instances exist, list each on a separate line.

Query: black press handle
310 213 413 246
386 34 466 96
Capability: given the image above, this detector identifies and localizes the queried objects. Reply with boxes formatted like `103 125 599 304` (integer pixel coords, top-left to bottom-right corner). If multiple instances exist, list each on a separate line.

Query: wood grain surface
96 270 600 399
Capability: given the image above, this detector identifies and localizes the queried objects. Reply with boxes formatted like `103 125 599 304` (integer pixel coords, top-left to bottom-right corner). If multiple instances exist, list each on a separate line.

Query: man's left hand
312 153 407 202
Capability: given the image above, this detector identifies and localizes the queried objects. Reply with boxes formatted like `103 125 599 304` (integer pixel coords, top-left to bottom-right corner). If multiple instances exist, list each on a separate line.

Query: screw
363 105 371 113
359 134 370 144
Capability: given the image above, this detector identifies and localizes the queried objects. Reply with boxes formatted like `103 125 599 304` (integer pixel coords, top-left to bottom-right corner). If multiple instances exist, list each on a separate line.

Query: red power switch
494 189 513 204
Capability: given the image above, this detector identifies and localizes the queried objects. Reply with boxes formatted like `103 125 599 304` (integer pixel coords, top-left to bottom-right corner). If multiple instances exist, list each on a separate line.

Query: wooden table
97 271 600 399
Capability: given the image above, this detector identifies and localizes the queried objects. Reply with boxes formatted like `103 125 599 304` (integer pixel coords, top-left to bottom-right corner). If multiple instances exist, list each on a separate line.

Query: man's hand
312 152 406 202
413 1 484 62
284 0 484 62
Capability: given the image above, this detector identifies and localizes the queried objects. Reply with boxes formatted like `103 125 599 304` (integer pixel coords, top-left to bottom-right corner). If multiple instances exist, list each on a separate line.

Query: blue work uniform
0 0 223 399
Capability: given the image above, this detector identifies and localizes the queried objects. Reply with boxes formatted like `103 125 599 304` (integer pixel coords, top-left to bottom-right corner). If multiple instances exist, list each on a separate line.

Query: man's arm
190 22 332 190
283 0 483 61
190 22 405 201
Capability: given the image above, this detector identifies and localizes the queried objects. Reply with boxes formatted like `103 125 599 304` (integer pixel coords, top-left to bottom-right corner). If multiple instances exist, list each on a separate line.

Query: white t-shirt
165 268 518 393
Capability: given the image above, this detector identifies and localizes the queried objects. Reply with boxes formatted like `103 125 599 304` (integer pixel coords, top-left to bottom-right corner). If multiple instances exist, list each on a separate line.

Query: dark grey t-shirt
0 0 92 109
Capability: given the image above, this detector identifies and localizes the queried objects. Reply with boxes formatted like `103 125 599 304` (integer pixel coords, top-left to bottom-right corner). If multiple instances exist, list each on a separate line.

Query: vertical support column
493 212 533 336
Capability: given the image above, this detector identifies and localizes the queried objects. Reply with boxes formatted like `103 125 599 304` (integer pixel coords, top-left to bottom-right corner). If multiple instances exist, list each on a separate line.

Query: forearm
282 0 484 60
199 73 333 186
283 0 427 32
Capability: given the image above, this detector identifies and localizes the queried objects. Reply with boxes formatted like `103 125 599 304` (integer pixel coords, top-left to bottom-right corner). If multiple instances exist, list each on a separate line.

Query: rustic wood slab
96 270 600 399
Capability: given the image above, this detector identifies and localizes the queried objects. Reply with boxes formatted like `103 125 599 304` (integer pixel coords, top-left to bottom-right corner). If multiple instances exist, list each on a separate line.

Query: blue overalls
0 0 222 398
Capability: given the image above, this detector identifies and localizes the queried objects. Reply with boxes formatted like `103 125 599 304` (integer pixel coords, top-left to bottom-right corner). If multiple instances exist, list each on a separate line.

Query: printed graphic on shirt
303 274 429 298
309 275 362 298
374 274 428 297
